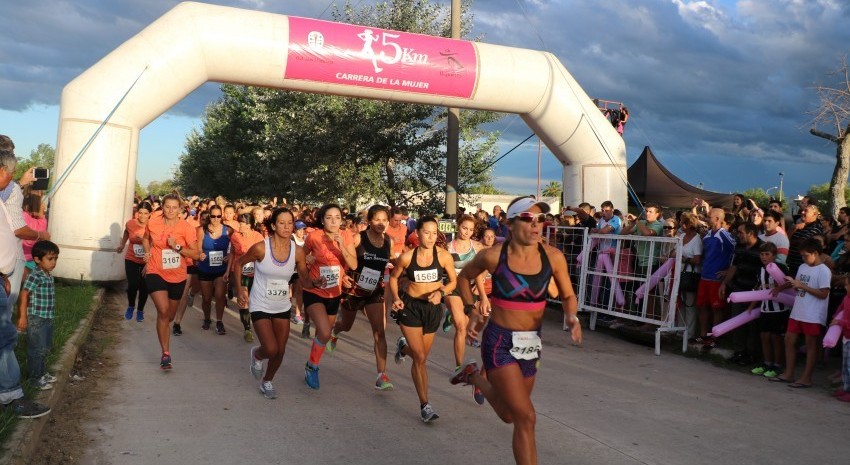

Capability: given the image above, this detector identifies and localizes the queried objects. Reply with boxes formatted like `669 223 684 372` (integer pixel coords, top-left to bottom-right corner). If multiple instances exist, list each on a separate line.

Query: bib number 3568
510 331 542 360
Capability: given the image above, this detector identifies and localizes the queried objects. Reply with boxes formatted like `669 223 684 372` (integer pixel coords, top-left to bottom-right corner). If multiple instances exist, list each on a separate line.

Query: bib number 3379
510 331 541 360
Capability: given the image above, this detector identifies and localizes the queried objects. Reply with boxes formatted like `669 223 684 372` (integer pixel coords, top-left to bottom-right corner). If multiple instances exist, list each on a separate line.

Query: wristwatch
174 244 183 253
440 289 447 298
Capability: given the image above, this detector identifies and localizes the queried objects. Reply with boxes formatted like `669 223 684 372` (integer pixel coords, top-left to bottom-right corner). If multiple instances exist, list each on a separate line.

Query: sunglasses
515 212 546 223
210 215 222 219
663 226 676 230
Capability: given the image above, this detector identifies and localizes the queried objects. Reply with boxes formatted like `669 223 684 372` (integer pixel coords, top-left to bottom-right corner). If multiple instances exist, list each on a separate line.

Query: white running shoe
259 380 276 399
250 346 264 380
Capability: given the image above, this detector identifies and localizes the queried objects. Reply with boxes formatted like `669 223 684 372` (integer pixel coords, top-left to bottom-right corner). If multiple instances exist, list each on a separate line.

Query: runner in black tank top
328 205 396 390
451 196 582 465
389 215 458 423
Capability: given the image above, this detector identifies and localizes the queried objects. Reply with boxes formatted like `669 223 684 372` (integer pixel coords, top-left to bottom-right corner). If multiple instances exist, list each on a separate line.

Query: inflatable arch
50 1 625 281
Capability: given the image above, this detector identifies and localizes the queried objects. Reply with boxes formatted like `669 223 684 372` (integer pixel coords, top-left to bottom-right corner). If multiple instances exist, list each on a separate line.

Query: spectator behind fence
564 203 596 229
17 240 60 391
720 222 765 365
0 141 51 418
678 212 703 341
591 200 622 251
697 208 736 349
621 203 663 277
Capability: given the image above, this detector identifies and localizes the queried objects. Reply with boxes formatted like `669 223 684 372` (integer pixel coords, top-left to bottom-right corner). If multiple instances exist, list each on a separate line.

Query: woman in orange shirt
301 203 357 389
231 213 264 342
142 194 201 370
117 201 152 322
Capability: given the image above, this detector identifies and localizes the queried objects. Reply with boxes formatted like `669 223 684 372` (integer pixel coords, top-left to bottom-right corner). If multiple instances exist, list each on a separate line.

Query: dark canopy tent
627 146 735 209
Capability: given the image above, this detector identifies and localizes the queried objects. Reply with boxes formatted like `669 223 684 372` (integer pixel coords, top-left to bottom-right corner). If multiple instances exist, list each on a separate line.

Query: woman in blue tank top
451 196 582 465
195 206 233 335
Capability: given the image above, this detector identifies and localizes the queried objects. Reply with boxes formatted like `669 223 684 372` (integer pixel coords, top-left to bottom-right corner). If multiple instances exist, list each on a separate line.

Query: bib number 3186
510 331 542 360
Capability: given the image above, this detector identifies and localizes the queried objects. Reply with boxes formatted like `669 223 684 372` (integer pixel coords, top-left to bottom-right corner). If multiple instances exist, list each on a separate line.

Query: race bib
209 250 224 267
357 267 382 291
266 279 289 301
242 262 255 275
132 244 145 258
510 331 542 360
162 249 181 270
320 265 341 288
413 269 438 283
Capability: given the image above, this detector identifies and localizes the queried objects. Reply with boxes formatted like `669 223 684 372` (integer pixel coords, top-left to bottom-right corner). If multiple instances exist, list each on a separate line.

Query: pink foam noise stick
709 308 760 337
590 254 604 305
634 258 674 302
765 263 787 284
575 238 599 266
823 310 846 348
598 254 625 306
727 289 772 304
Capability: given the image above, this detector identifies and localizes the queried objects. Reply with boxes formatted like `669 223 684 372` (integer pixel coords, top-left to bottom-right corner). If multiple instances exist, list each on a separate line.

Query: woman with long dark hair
196 205 233 334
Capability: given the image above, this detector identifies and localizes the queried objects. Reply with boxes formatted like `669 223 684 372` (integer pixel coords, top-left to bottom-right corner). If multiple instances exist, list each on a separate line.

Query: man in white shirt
759 210 789 264
0 141 50 418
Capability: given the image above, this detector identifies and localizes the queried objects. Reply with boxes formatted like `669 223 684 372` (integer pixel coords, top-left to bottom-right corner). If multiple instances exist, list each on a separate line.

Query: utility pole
445 0 461 216
779 172 784 203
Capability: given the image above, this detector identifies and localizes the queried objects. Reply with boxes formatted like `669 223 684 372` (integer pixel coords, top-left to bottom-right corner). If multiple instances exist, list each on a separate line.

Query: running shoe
2 399 51 419
394 336 408 364
41 372 58 384
292 315 304 325
473 386 485 405
32 377 53 391
202 319 212 330
327 332 338 355
301 323 311 339
375 373 394 391
244 329 253 343
216 321 226 335
172 323 183 336
124 306 134 320
136 310 144 322
420 402 439 423
442 307 453 333
450 360 479 386
160 353 172 370
305 362 320 389
250 346 264 380
259 380 277 399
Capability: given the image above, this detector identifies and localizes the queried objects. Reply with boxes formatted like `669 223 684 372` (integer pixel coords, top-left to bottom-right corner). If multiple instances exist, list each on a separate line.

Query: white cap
506 196 551 219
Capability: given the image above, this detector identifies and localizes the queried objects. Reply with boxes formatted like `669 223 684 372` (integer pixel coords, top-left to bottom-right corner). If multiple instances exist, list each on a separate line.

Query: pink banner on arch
285 17 478 99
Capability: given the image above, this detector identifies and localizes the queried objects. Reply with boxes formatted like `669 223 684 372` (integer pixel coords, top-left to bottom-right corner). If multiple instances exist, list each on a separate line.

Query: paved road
79 295 847 464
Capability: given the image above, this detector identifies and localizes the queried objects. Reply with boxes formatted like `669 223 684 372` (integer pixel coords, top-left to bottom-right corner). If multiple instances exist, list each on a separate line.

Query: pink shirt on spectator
22 212 47 261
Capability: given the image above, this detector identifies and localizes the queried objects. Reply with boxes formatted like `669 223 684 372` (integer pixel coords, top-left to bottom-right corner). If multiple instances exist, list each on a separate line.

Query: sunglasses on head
210 215 222 219
515 212 546 223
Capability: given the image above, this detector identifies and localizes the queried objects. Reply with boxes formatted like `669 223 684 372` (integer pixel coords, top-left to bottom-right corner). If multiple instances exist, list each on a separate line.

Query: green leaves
176 0 502 209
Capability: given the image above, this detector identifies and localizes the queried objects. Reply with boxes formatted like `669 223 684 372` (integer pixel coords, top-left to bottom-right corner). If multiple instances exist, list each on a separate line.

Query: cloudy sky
1 0 848 200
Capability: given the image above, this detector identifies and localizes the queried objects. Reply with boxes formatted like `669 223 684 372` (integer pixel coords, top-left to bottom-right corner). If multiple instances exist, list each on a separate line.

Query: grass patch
0 283 98 444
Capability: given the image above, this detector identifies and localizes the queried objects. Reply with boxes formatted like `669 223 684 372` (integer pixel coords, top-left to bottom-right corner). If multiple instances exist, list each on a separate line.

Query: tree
14 143 54 179
146 179 176 198
809 57 850 217
134 180 146 200
542 181 562 199
176 0 502 210
806 182 850 209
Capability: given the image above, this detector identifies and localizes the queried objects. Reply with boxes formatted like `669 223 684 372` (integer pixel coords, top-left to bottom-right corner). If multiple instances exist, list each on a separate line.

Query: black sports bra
405 247 444 283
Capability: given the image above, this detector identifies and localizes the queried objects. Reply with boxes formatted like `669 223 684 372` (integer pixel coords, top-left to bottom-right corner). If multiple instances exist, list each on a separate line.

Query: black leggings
125 260 149 310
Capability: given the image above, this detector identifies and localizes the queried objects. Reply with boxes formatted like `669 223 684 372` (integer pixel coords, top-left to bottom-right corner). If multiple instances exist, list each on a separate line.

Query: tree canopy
176 0 501 212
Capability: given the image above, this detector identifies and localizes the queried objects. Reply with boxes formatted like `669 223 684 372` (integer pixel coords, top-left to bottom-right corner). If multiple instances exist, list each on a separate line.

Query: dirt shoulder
27 289 122 465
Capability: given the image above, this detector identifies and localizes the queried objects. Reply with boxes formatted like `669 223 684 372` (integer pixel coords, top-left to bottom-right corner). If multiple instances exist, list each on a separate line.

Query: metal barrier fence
546 226 687 355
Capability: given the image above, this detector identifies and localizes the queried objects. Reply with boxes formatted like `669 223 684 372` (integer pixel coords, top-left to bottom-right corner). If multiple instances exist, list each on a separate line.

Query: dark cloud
1 0 848 194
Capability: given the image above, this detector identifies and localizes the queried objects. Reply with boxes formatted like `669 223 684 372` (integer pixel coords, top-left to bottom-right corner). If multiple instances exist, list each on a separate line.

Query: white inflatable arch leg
50 1 625 281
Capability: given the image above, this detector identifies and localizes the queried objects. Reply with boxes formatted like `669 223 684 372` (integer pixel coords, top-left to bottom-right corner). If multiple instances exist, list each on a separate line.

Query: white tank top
249 237 296 314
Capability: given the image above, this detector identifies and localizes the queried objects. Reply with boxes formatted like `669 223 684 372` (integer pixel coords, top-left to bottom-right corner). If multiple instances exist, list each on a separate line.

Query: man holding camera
0 135 51 418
